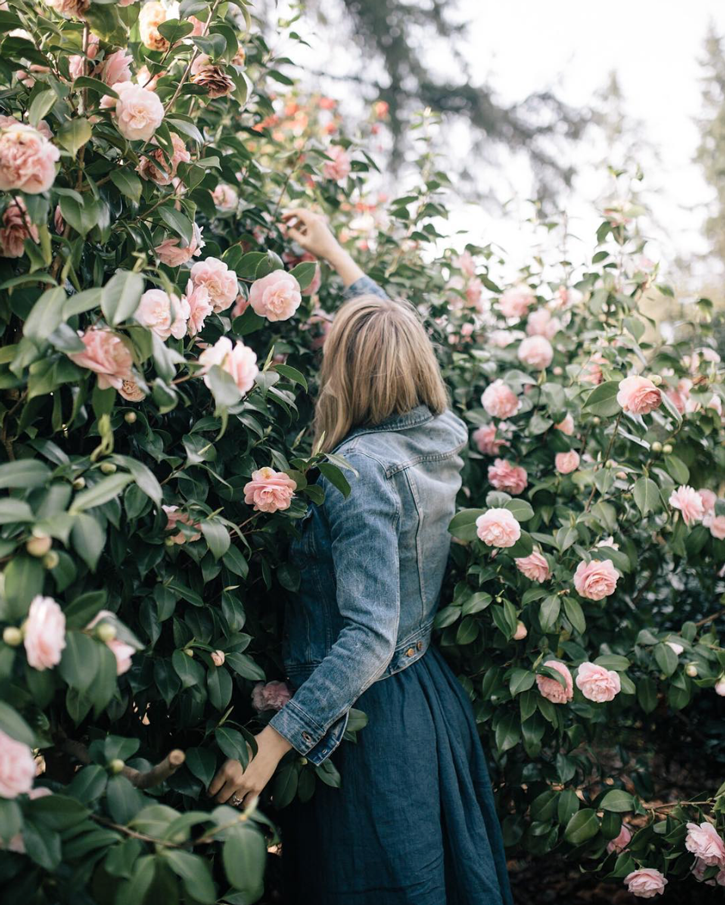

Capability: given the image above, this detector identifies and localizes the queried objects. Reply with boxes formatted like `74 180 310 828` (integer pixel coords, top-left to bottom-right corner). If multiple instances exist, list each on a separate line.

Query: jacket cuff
342 274 388 301
267 698 327 756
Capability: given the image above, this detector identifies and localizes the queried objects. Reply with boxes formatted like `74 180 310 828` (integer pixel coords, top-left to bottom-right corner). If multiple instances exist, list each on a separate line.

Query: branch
61 739 186 789
695 608 725 628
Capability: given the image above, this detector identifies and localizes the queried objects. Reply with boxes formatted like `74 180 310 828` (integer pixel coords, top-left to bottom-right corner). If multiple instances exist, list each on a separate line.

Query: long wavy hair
312 294 449 453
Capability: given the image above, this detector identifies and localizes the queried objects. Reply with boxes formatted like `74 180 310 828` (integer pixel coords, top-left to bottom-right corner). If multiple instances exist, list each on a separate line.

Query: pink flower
0 729 35 799
211 650 225 667
475 508 521 547
488 458 528 495
624 868 667 898
135 289 189 341
212 184 238 210
119 379 145 402
709 516 725 540
555 413 575 436
515 550 550 582
249 270 302 322
526 307 560 339
499 285 535 318
607 824 632 854
68 33 100 80
183 280 213 337
465 278 484 310
481 380 520 419
138 133 191 185
189 54 234 99
518 335 553 370
716 678 725 697
536 660 573 704
113 81 165 142
163 505 202 544
454 250 476 277
99 49 132 86
323 145 351 181
582 353 606 385
244 467 297 513
44 0 89 18
575 661 621 702
0 197 39 257
198 336 258 394
666 379 691 414
555 450 580 475
686 822 725 867
552 285 582 310
472 424 508 456
190 257 239 313
251 680 292 712
699 489 717 516
513 621 528 640
86 610 135 676
0 122 59 194
155 222 205 268
68 327 134 391
573 559 619 600
138 1 169 51
616 375 662 415
669 485 705 526
23 595 66 671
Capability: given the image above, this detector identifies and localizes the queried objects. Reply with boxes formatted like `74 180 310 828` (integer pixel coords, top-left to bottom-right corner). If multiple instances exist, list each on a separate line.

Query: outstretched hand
281 208 364 287
208 725 293 809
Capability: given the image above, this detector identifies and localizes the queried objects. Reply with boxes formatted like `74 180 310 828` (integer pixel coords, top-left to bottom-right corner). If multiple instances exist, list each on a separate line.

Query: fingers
209 759 242 800
215 778 242 804
209 768 226 797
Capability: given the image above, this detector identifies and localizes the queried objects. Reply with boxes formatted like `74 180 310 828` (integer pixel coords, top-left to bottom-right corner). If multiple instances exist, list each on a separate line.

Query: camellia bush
0 0 723 903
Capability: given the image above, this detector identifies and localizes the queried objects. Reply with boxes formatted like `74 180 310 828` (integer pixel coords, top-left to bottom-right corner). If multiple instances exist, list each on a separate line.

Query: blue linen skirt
276 642 513 905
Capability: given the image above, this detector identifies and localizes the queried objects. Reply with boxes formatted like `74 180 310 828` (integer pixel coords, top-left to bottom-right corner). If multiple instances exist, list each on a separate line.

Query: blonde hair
313 294 449 453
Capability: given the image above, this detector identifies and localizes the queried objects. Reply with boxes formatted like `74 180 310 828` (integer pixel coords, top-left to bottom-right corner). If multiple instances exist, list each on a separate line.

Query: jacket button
406 647 415 657
301 731 312 744
416 640 423 650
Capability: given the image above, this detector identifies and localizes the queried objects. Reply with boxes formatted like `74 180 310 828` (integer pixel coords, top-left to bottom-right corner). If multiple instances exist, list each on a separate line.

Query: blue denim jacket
268 277 468 764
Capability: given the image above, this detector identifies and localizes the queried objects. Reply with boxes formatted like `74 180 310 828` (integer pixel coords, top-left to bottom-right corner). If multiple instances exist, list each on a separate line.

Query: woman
209 210 512 905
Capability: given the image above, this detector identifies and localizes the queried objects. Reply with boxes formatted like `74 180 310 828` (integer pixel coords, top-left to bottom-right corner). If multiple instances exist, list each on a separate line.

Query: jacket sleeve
342 274 390 301
268 452 400 757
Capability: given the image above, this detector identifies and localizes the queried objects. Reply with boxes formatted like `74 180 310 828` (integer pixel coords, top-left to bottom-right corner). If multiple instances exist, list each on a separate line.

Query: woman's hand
281 208 364 287
208 725 294 808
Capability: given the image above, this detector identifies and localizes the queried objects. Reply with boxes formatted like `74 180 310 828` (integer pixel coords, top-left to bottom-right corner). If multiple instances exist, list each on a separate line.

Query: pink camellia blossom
607 824 632 854
526 307 561 340
86 610 135 676
44 0 89 18
465 278 484 310
198 336 258 394
136 64 163 92
244 467 297 513
135 289 188 341
513 621 528 640
119 379 146 402
518 335 554 370
489 329 517 348
699 489 717 517
68 32 100 79
488 458 528 495
669 485 705 526
475 508 521 548
499 284 535 318
251 680 292 712
184 280 213 337
685 822 725 867
575 661 621 703
112 81 165 142
211 650 225 667
189 54 234 98
212 183 238 210
536 660 573 705
555 413 575 436
472 424 508 456
555 450 580 475
155 222 205 268
0 197 39 258
573 559 619 600
138 133 191 185
99 49 132 87
323 145 351 181
666 378 691 415
692 858 717 885
68 327 134 390
709 394 723 416
616 375 662 415
709 516 725 540
624 868 667 898
582 352 606 385
515 550 550 582
138 0 169 51
248 270 302 322
0 122 59 194
0 728 36 799
481 380 520 419
190 257 238 313
23 595 66 671
162 505 202 544
454 250 476 277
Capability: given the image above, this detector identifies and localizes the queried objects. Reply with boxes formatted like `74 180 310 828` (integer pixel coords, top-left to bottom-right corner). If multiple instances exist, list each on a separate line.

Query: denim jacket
268 277 468 764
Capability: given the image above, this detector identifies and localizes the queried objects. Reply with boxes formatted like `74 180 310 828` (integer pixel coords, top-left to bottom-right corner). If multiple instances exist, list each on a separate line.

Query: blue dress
277 640 513 905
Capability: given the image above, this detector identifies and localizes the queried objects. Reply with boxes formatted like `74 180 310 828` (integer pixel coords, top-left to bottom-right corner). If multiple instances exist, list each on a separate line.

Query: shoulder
319 447 398 519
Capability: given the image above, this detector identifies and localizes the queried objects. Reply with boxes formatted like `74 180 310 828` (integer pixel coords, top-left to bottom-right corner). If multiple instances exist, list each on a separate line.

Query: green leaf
664 454 689 484
158 205 193 244
653 642 678 677
633 476 659 516
3 554 44 620
201 519 231 560
637 677 658 714
24 287 66 344
0 459 50 489
0 701 35 745
448 508 487 542
505 499 534 522
599 789 635 813
28 89 56 128
222 824 267 896
63 589 106 628
509 669 535 696
564 808 600 844
71 513 105 571
289 261 318 291
56 117 92 156
494 712 521 752
186 748 217 787
157 18 194 42
563 597 586 634
172 649 205 687
164 850 217 904
58 631 101 692
102 270 144 327
539 595 560 632
110 168 143 204
215 727 249 765
318 462 351 497
274 363 308 391
69 474 134 514
584 380 621 417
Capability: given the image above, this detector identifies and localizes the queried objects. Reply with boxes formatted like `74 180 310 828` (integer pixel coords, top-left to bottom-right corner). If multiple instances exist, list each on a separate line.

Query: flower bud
650 374 662 386
184 648 194 658
592 416 601 426
662 443 673 455
615 471 627 480
109 759 125 774
43 551 59 570
605 459 615 468
26 534 51 557
651 441 662 453
100 462 117 475
72 477 86 490
715 677 725 697
211 650 225 667
513 621 528 641
124 411 137 424
164 537 176 547
2 626 22 647
298 756 308 766
685 663 698 678
96 623 117 643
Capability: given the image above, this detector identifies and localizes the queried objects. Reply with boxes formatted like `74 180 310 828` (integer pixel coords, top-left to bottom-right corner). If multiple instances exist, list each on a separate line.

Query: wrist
258 724 293 757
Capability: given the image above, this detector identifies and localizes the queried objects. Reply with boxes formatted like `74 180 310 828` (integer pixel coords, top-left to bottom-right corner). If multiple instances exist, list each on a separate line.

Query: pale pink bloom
716 678 725 697
555 413 575 436
481 380 520 419
488 329 517 348
138 1 168 51
211 650 225 667
666 641 684 656
0 122 59 194
251 680 292 712
607 824 632 854
188 15 206 37
99 49 132 86
668 485 705 526
118 0 137 5
323 145 351 181
249 270 302 322
163 505 202 544
513 621 528 640
86 610 135 675
189 54 234 98
44 0 89 18
624 868 667 898
582 353 606 385
113 81 164 141
155 222 205 268
472 424 508 456
575 662 621 702
198 336 258 394
119 379 146 402
526 307 560 339
709 394 723 416
212 184 238 210
190 257 238 313
617 375 662 415
183 280 213 337
0 197 39 257
68 32 99 79
699 489 717 517
24 595 66 671
454 250 476 277
465 278 484 310
0 728 35 799
136 64 162 91
666 378 691 414
53 204 64 233
499 285 535 318
515 550 550 582
138 133 190 185
709 516 725 540
685 823 725 867
536 660 573 704
475 508 521 547
68 327 133 391
555 450 580 475
692 858 716 884
244 467 297 513
518 335 553 370
136 289 189 341
573 559 619 600
551 285 582 310
488 458 527 495
232 293 251 319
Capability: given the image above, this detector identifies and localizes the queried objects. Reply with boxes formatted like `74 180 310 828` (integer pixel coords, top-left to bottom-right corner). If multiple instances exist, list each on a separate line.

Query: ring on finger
230 794 244 807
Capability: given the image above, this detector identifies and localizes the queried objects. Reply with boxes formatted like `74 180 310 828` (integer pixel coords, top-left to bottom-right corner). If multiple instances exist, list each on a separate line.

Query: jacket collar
336 403 433 449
